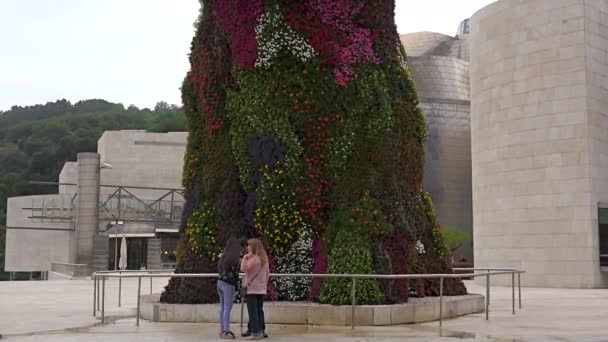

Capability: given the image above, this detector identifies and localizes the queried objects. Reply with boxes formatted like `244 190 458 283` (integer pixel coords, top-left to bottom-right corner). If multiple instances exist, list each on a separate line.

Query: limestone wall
470 0 608 287
585 0 608 285
5 195 72 272
97 131 187 199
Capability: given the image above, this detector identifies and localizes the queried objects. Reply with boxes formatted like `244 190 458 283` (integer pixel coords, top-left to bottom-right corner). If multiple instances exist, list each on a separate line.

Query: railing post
485 272 489 320
439 277 444 327
136 276 142 326
101 276 106 324
518 272 522 309
118 273 122 307
486 269 490 306
351 276 356 330
93 273 96 316
97 274 100 312
512 272 515 314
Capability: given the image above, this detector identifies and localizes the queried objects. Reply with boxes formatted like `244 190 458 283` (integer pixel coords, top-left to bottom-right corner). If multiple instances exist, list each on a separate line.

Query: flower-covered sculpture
161 0 466 305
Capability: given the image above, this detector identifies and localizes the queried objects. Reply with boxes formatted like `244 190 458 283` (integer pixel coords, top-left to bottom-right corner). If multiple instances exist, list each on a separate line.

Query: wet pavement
1 278 608 341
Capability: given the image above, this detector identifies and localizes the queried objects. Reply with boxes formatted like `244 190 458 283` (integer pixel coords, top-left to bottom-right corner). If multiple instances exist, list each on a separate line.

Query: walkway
0 278 607 341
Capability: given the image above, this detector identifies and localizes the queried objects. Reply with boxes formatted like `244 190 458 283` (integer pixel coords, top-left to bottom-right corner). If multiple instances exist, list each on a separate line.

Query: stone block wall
470 0 608 287
97 131 187 199
5 195 72 272
585 0 608 285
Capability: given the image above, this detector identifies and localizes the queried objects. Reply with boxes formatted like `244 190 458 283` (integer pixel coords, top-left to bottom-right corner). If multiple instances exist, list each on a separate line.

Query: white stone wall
58 162 77 195
97 131 187 199
5 195 72 272
470 0 608 287
584 0 608 286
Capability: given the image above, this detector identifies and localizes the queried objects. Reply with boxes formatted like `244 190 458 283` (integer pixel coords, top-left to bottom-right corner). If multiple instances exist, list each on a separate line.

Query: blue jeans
217 280 235 332
245 294 265 334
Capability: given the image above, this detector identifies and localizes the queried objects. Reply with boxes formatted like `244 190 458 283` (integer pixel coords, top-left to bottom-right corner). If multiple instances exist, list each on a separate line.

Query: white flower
255 5 316 68
272 223 314 301
416 240 426 254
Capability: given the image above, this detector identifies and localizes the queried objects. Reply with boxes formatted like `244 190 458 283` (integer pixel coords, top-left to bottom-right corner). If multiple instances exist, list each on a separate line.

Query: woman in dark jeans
217 237 241 339
241 238 270 340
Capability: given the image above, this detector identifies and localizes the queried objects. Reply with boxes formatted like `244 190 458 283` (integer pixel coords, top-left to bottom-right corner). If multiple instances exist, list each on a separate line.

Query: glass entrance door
108 237 148 270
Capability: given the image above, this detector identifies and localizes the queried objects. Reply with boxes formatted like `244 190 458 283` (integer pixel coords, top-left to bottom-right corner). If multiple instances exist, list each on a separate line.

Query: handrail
51 262 88 267
92 268 525 329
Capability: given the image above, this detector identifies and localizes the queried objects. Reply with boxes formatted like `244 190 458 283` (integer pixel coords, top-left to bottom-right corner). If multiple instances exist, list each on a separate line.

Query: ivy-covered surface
161 0 466 305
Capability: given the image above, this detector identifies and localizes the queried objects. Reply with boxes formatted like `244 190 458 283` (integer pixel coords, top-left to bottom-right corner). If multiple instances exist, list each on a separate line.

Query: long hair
218 237 241 273
247 238 268 265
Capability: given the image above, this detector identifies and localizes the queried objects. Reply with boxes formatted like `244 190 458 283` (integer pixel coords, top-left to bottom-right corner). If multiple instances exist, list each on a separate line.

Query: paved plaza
1 278 607 341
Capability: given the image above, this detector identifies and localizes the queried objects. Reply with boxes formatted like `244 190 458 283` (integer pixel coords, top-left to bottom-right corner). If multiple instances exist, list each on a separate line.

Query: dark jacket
218 262 240 287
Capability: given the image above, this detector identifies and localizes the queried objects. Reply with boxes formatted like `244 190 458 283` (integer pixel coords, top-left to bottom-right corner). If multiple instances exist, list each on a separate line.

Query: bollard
351 277 356 330
439 277 444 327
150 276 152 295
102 276 106 324
137 276 142 326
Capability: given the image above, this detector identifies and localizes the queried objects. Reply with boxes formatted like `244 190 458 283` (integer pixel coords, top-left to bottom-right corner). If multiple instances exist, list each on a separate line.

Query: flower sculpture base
142 293 484 326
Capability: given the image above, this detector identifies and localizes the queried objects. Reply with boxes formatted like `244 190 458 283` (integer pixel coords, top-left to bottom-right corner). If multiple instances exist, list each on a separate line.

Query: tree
161 0 465 304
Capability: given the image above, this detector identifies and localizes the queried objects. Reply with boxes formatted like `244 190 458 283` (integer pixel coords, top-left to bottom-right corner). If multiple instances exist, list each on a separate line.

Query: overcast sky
0 0 496 111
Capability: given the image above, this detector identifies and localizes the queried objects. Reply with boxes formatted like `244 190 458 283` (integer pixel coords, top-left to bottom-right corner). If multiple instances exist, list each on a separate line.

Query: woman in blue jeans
217 237 241 339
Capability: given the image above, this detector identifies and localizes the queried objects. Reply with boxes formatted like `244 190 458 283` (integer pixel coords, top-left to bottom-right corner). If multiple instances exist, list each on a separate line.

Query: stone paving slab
1 279 608 341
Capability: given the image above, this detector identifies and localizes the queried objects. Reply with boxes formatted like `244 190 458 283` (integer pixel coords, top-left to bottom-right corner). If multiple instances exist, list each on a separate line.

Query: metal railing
92 268 524 329
50 262 88 279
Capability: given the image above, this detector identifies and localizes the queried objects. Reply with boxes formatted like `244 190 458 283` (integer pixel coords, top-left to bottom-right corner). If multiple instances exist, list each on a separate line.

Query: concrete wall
401 33 473 261
97 131 187 199
58 162 77 195
5 195 72 272
470 0 608 287
74 153 100 269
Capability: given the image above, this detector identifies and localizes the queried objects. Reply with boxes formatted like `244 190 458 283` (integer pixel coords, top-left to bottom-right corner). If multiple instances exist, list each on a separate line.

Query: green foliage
325 190 393 248
319 229 384 305
0 99 185 278
442 230 472 254
422 192 449 263
254 163 303 253
184 202 221 261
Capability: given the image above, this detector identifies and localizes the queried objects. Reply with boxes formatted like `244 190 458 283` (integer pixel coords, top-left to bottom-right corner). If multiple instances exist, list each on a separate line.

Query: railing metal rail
92 268 524 329
50 262 88 280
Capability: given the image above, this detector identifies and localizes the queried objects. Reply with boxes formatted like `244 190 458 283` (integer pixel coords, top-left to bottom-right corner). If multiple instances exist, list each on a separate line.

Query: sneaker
249 333 263 340
221 331 235 339
241 330 252 337
262 331 268 338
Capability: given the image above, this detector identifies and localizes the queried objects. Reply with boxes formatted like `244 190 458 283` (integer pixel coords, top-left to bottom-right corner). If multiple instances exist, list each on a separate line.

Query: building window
599 208 608 268
161 236 178 268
